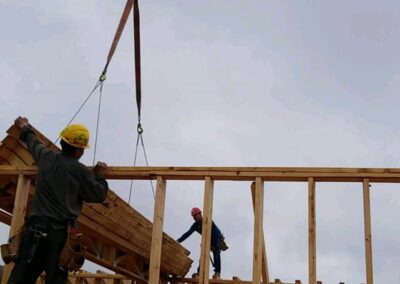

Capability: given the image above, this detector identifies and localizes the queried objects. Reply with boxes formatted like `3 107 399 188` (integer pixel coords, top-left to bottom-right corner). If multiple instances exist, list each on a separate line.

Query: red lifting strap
102 0 142 123
103 0 133 74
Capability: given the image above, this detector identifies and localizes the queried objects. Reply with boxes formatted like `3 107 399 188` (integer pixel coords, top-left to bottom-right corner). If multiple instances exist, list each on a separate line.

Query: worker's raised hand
14 116 29 129
94 161 108 177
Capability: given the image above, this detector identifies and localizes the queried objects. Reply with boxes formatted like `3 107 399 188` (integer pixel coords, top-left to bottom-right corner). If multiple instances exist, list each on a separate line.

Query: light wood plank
2 175 31 284
250 182 269 284
149 177 167 284
308 178 316 284
4 165 400 182
199 177 214 284
363 179 373 284
252 177 264 284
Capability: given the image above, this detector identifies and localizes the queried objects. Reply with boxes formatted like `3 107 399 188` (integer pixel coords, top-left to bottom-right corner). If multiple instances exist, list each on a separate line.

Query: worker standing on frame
177 207 228 280
7 117 109 284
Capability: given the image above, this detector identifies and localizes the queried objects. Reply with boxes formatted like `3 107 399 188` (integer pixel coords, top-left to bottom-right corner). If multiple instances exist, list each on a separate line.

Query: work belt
59 220 86 272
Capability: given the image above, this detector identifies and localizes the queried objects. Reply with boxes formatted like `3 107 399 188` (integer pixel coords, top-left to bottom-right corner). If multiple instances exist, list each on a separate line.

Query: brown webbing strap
133 0 142 122
102 0 134 76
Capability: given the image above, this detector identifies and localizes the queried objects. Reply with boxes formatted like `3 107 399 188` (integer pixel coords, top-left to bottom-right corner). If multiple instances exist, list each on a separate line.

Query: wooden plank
199 177 214 284
308 178 316 284
363 179 373 284
2 175 31 284
252 177 264 284
169 277 296 284
149 177 167 284
250 182 269 284
1 136 34 165
83 194 191 275
5 165 400 182
0 209 12 225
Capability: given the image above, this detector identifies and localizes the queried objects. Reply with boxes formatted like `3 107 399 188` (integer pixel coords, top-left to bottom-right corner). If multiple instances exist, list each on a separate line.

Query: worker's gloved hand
14 116 29 129
94 161 108 177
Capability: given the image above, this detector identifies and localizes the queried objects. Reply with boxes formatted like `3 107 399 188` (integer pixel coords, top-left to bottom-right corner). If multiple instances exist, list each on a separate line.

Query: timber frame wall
0 166 387 284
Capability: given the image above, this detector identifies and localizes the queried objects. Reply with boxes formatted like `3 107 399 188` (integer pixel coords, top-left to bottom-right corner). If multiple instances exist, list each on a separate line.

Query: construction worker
7 117 109 284
177 207 224 279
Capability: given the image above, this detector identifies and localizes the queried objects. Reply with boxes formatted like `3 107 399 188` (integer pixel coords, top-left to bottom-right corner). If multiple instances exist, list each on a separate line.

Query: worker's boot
212 272 220 279
192 272 199 278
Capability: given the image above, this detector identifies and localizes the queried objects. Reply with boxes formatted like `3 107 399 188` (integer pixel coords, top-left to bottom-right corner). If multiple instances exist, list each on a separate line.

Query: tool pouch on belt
218 235 229 251
1 225 25 264
58 228 86 272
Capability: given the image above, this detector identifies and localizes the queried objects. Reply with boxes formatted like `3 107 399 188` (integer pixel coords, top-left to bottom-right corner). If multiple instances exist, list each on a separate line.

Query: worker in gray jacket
8 117 109 284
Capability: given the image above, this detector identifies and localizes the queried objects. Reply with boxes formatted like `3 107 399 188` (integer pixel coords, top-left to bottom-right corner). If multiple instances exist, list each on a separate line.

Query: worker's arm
79 162 109 203
15 117 55 165
177 223 196 243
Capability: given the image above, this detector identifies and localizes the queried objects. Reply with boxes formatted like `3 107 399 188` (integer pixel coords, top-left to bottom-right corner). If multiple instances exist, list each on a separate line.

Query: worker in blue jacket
177 207 223 279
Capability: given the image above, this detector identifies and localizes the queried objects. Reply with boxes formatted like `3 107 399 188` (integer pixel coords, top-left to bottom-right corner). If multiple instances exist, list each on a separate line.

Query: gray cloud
1 1 400 282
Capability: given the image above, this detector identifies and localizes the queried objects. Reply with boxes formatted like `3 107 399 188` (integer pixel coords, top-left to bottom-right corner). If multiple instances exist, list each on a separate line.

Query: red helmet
191 207 202 216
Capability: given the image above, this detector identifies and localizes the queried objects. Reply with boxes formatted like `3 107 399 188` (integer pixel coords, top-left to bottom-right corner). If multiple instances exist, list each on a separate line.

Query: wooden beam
199 177 214 284
149 177 167 284
252 177 264 284
308 178 316 284
2 175 31 284
4 165 400 182
363 179 373 284
250 182 269 284
0 209 12 225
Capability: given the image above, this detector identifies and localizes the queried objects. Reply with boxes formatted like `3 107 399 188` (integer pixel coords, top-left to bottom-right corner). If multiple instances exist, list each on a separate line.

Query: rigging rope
92 80 105 165
56 0 154 201
128 0 155 203
53 80 102 146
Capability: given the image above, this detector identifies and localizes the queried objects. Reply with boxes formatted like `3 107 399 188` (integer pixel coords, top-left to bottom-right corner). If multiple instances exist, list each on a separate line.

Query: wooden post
199 177 214 284
251 182 269 284
148 177 167 284
2 175 31 284
363 179 373 284
252 177 264 284
308 177 316 284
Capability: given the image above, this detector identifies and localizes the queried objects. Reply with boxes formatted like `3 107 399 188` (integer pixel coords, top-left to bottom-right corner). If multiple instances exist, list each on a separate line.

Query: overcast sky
1 0 400 283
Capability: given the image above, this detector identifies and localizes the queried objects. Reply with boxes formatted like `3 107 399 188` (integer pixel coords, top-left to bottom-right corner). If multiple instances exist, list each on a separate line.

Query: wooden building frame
0 164 387 284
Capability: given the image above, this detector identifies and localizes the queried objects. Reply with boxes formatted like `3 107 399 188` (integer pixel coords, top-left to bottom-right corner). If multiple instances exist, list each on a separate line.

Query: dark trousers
8 218 68 284
212 248 221 273
197 248 221 274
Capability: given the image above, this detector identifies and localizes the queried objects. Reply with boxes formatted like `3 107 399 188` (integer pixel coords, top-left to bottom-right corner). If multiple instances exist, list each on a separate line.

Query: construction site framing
0 165 387 283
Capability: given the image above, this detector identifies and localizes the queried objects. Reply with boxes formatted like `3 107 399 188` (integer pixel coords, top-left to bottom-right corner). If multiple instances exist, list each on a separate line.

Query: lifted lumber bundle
0 125 192 283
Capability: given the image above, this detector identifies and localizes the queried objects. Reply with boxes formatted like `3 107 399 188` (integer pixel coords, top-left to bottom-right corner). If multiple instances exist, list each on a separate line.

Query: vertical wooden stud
199 177 214 284
308 177 316 284
148 177 167 284
363 179 373 284
252 177 264 284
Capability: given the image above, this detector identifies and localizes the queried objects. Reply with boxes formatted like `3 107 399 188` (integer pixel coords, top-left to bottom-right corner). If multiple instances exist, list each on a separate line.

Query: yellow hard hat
59 124 90 149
